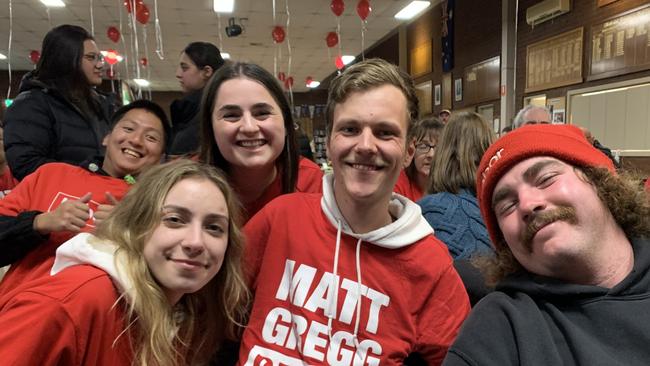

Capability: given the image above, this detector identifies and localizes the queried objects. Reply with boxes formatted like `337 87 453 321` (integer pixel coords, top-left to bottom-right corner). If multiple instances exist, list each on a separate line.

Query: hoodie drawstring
327 220 364 358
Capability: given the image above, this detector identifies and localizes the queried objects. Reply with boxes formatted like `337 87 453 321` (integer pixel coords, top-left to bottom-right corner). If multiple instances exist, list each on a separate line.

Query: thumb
105 192 119 205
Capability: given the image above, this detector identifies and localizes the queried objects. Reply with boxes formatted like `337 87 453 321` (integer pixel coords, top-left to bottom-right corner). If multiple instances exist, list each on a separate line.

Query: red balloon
326 32 338 48
104 49 120 65
356 0 371 21
107 26 120 43
330 0 344 17
305 76 313 86
335 56 345 70
272 26 286 43
136 3 150 24
123 0 144 13
284 76 294 89
140 57 148 66
278 72 286 81
29 50 40 64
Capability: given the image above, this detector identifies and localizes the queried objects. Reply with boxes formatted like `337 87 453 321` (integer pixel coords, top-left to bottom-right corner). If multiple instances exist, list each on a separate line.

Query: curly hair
474 167 650 286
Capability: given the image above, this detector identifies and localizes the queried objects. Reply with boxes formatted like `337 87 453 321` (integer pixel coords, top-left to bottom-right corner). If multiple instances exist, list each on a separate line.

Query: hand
33 192 92 234
93 192 119 227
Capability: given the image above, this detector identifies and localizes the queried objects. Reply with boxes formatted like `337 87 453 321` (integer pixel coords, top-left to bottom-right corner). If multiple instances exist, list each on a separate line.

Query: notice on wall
464 56 500 105
525 27 584 93
589 5 650 80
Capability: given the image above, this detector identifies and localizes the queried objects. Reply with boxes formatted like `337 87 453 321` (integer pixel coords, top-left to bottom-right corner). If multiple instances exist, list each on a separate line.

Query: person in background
169 42 225 157
0 160 249 365
4 24 116 181
444 124 650 365
419 112 495 260
0 100 169 292
199 62 322 222
512 105 551 129
0 126 18 197
439 109 451 124
239 58 469 365
394 117 444 201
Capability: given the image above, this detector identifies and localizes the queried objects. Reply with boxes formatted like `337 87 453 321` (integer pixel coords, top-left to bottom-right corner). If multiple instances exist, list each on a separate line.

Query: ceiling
0 0 427 92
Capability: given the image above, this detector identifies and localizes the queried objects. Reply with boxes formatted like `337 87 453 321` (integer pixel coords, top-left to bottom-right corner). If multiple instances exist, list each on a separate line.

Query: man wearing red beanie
443 124 650 366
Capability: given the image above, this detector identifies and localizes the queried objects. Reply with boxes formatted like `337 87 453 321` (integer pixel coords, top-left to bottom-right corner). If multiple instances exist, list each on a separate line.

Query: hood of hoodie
18 71 51 94
51 233 135 302
320 173 433 248
496 238 650 301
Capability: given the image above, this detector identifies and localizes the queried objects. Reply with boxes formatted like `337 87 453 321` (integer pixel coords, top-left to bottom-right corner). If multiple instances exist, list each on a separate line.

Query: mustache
521 206 577 251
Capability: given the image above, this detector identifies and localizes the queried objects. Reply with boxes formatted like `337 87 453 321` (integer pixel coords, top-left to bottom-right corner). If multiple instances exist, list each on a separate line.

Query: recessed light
342 55 355 65
213 0 234 13
0 53 7 60
308 81 321 88
395 1 430 20
134 79 150 87
40 0 66 7
221 52 230 59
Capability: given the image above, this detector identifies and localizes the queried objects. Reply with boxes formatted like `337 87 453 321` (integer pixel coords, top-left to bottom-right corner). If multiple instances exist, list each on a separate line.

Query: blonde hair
427 112 495 194
95 159 249 366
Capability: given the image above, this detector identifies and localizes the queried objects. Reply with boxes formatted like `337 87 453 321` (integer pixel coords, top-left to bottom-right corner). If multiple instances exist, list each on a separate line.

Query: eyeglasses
83 53 105 64
415 142 436 154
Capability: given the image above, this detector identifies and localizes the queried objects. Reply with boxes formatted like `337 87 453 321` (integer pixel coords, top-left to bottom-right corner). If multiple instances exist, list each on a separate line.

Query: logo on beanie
481 148 504 184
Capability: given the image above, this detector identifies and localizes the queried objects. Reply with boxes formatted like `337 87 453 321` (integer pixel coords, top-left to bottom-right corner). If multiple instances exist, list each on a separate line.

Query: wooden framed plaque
410 40 432 78
464 56 500 105
525 27 584 93
588 5 650 81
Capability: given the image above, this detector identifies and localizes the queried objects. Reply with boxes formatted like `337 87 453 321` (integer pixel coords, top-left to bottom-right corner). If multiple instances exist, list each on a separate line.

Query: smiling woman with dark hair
3 24 117 181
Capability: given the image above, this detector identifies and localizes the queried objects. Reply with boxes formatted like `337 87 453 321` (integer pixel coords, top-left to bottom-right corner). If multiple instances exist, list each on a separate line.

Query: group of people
0 23 649 366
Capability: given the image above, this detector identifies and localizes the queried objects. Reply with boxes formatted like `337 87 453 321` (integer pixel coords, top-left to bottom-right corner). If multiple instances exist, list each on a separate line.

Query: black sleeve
0 211 49 267
4 91 57 181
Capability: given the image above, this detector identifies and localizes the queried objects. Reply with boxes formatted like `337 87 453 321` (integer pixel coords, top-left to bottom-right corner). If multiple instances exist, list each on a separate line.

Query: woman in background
0 160 249 365
394 117 444 201
418 112 495 259
4 24 115 180
169 42 225 157
199 62 323 221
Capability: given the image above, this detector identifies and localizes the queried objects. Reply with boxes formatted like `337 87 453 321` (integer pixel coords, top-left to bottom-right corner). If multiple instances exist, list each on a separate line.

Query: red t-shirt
393 170 424 202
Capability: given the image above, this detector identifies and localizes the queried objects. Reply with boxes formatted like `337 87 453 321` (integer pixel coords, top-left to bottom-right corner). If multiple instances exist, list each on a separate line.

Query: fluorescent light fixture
213 0 234 13
40 0 66 7
308 81 321 88
580 83 649 97
395 1 430 20
0 53 7 60
134 79 150 87
342 55 355 65
221 52 231 59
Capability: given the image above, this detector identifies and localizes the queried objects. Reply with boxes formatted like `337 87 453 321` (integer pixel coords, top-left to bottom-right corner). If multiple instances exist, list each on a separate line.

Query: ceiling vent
526 0 570 26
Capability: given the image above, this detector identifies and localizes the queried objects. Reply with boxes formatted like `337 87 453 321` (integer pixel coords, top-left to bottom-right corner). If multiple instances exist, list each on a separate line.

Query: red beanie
476 124 616 248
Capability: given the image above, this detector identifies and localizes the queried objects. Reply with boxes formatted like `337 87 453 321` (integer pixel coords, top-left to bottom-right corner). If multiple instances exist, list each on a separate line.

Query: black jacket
444 238 650 366
168 90 202 156
3 74 114 180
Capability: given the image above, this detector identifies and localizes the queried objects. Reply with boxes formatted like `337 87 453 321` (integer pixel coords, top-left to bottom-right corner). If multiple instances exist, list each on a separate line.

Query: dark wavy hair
198 62 299 194
475 167 650 286
35 25 98 115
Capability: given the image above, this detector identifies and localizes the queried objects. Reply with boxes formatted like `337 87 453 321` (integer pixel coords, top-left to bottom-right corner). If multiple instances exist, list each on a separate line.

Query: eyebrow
162 205 229 221
491 159 561 209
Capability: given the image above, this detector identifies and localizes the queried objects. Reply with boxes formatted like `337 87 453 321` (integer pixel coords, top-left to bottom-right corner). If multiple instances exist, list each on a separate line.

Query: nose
128 131 145 147
354 128 377 154
175 67 183 80
519 189 546 223
240 112 260 135
181 223 205 257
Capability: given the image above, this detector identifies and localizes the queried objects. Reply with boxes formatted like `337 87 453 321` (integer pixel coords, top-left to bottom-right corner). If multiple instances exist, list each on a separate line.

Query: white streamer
361 19 366 61
90 0 95 36
285 0 293 107
118 0 130 81
6 0 13 100
217 13 223 51
153 0 164 60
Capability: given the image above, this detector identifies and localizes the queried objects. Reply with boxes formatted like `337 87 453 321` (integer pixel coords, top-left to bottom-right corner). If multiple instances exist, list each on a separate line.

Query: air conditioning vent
526 0 570 26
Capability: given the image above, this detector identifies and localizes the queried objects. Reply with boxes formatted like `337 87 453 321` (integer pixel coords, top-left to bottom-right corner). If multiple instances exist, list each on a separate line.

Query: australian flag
442 0 454 72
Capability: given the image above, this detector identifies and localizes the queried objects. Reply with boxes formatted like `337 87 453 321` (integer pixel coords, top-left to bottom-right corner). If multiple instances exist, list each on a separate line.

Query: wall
515 0 650 109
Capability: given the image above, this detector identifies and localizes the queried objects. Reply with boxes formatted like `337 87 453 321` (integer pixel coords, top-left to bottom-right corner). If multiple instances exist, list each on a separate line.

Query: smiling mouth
348 163 382 171
123 148 143 158
237 139 266 148
170 258 207 269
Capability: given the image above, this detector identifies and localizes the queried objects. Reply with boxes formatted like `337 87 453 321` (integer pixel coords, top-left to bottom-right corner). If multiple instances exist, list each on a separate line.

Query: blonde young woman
0 160 249 365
